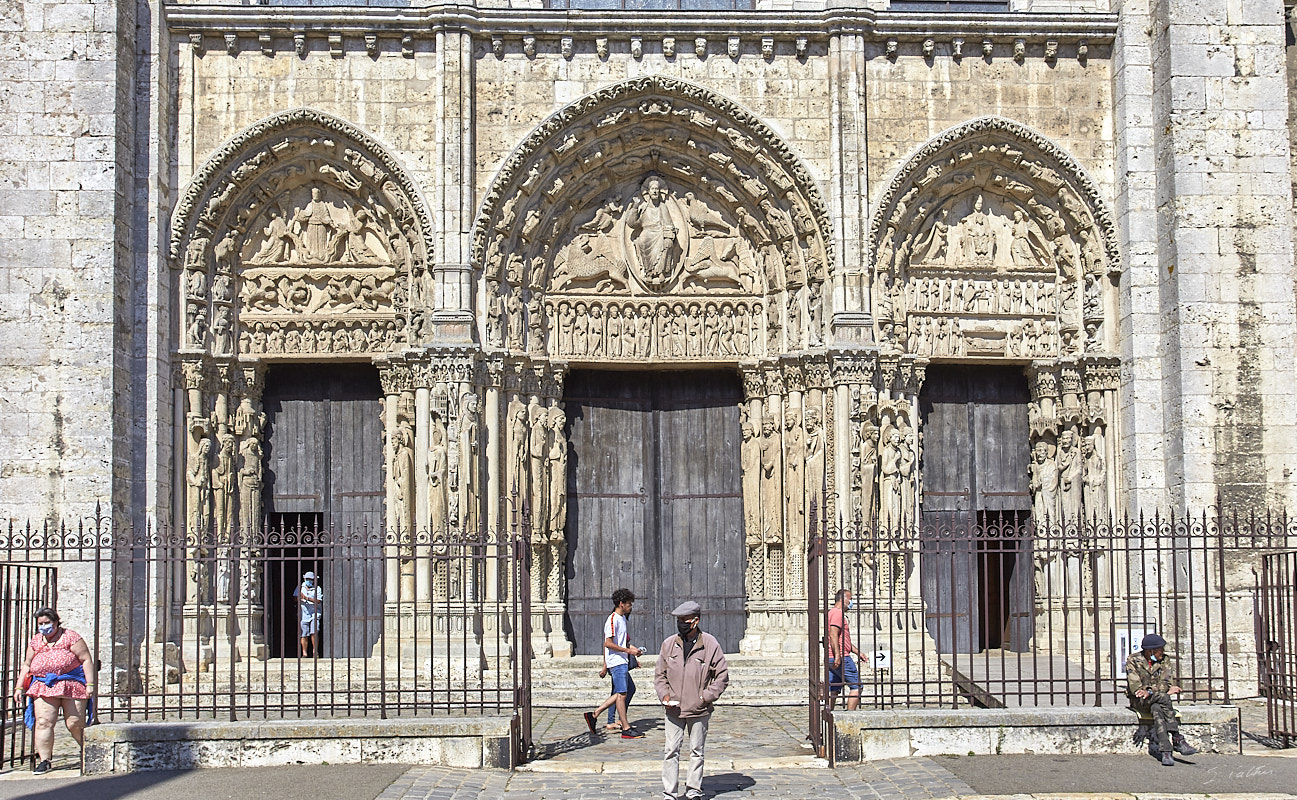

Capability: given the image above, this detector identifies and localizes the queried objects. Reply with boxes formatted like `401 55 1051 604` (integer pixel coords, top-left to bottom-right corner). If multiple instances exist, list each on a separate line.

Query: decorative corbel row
882 35 1089 64
484 32 804 62
188 31 419 60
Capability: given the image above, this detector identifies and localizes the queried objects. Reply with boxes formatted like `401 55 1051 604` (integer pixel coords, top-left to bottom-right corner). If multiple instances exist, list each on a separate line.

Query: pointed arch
470 76 833 359
867 116 1120 359
169 109 434 359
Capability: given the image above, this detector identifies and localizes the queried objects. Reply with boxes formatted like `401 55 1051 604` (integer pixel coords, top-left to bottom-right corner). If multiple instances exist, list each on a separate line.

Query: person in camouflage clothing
1125 633 1198 766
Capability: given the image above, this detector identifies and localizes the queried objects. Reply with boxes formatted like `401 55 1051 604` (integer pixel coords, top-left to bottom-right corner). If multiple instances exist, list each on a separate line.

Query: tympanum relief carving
473 77 832 362
171 111 435 361
870 119 1119 362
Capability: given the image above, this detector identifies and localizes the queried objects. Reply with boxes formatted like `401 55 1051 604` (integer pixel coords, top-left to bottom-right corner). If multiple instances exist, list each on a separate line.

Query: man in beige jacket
654 601 730 800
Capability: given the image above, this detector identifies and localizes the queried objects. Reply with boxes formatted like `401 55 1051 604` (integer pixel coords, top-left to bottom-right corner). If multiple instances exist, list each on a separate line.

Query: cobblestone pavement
380 759 975 800
527 704 816 770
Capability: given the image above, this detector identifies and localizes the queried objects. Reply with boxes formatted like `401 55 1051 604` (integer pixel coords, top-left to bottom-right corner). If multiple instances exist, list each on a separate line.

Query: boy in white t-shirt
583 588 645 739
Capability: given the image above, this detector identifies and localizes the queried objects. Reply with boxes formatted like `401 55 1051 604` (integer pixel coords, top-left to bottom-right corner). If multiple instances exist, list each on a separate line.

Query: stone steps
529 655 808 706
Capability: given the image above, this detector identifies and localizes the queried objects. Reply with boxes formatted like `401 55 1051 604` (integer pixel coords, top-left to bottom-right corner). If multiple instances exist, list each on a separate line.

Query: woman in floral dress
10 607 95 774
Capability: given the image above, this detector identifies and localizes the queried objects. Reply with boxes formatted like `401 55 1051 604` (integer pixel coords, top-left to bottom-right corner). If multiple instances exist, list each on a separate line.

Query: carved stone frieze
238 318 400 356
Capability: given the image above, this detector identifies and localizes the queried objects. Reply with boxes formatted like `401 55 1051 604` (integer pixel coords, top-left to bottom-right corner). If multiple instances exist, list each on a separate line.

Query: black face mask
677 618 695 637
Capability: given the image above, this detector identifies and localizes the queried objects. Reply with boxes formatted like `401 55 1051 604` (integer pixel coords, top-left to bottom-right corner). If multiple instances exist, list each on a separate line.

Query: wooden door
919 365 1031 654
565 371 745 654
262 364 384 658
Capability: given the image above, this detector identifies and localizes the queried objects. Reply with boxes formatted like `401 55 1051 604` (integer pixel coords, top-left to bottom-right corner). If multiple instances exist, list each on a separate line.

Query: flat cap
671 601 701 617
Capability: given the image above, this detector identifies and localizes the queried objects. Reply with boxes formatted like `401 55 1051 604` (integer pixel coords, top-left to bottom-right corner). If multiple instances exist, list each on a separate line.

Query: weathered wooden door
262 364 385 658
565 371 746 654
919 365 1032 654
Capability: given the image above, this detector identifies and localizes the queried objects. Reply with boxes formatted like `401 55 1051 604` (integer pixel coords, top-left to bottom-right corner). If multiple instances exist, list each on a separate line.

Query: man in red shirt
827 588 862 710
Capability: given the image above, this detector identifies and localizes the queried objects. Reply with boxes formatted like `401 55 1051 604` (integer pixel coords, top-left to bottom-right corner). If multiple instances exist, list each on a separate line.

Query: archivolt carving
170 109 433 358
473 76 832 360
868 117 1119 360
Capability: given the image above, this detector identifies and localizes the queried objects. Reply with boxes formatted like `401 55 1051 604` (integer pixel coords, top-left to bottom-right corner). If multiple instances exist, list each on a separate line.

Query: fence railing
0 562 58 771
809 509 1296 711
1259 549 1297 747
0 516 531 769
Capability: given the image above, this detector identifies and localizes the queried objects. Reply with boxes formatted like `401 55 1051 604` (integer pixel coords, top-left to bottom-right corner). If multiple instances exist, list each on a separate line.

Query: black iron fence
0 562 58 771
809 509 1296 714
0 514 532 771
1259 549 1297 747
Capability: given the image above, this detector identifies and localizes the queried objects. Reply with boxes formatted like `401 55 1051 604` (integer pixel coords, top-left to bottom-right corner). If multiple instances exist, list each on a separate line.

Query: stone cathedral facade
2 1 1296 656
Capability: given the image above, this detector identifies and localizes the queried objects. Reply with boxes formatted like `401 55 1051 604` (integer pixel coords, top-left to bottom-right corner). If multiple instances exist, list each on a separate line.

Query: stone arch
170 108 434 360
472 76 834 360
867 116 1120 360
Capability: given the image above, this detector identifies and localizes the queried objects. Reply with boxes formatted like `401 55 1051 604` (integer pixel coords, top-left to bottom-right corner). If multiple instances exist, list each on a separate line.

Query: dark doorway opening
563 370 746 653
918 365 1033 654
261 364 384 658
264 511 324 659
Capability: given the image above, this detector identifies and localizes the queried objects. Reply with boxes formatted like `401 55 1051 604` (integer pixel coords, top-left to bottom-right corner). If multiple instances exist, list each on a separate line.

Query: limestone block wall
1147 0 1296 510
473 35 833 212
0 0 134 521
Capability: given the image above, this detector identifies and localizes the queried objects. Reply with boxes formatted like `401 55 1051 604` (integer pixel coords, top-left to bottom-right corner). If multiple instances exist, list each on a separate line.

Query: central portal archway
563 370 746 653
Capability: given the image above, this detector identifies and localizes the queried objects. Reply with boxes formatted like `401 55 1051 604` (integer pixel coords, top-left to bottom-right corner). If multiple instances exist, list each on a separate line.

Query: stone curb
942 795 1297 800
518 755 831 773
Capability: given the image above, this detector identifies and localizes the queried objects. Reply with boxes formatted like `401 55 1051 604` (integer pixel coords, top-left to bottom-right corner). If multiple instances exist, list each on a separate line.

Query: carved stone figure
238 437 263 533
1029 439 1059 523
546 406 567 541
505 287 524 351
1082 433 1107 521
392 420 415 534
963 194 995 264
740 420 761 547
429 416 449 535
459 394 481 536
507 397 528 499
783 408 805 547
804 407 825 501
187 435 213 536
625 176 687 288
528 400 549 541
759 413 781 544
293 186 337 263
1057 429 1083 522
878 427 903 531
859 421 880 523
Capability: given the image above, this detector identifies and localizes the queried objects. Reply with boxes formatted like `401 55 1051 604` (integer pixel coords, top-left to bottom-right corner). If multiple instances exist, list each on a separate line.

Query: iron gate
0 563 57 772
1259 550 1296 747
806 501 834 763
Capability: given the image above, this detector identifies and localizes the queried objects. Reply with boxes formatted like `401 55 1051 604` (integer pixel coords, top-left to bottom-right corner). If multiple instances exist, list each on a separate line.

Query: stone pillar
828 29 872 345
428 27 476 343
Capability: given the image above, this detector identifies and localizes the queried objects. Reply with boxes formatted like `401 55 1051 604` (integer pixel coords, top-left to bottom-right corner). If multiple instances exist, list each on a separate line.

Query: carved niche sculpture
170 110 433 362
471 77 833 360
869 118 1119 361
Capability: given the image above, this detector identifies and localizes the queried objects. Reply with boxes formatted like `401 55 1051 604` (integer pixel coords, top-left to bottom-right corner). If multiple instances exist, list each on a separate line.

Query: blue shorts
609 663 635 695
828 654 860 694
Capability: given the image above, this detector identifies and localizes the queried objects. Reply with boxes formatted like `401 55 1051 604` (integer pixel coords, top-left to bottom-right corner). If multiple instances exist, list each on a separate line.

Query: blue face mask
304 580 315 588
846 600 854 610
38 623 54 636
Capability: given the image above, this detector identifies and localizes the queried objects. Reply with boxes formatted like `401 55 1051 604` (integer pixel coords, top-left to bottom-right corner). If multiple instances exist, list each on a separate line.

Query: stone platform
832 705 1242 762
82 716 515 773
